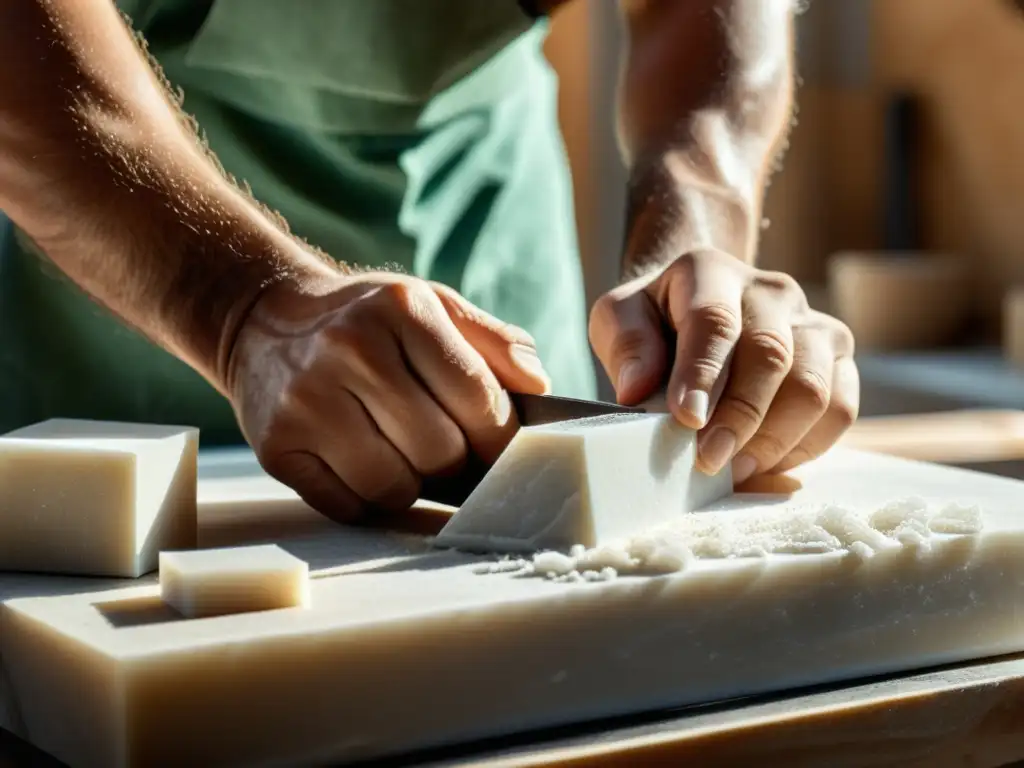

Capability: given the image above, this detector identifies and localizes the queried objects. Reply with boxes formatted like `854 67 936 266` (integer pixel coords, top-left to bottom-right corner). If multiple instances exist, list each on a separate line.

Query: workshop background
547 0 1024 428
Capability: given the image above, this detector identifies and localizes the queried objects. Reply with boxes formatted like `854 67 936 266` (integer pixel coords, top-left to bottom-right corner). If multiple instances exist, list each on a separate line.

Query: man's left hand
589 249 859 484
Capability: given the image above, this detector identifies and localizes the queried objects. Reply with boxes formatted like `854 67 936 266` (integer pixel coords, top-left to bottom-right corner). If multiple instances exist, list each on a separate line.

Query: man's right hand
227 272 551 521
0 3 550 524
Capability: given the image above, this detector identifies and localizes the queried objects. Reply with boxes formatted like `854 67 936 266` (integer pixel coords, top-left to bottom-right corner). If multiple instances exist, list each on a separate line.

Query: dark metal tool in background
883 91 922 253
419 394 644 507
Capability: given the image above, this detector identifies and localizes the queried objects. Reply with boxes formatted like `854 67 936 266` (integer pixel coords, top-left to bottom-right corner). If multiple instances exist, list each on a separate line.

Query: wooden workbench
2 409 1024 768
426 655 1024 767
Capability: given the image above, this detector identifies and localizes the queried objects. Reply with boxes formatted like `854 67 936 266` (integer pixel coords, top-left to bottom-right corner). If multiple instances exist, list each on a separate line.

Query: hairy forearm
617 0 796 271
0 0 336 392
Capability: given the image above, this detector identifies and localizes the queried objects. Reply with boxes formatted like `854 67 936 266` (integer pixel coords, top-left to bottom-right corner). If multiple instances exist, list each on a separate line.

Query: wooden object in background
458 662 1024 768
801 282 832 315
544 4 624 401
842 409 1024 464
756 84 827 284
824 89 973 351
756 87 888 286
872 0 1024 333
544 4 599 305
828 252 969 350
1003 287 1024 366
759 2 885 286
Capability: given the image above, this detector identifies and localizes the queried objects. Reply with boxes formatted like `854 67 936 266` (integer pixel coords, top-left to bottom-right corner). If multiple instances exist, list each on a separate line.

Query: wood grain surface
842 409 1024 464
872 0 1024 331
433 654 1024 767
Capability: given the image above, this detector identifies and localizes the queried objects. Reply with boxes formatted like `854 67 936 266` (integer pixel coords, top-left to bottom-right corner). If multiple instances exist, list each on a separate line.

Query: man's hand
0 2 554 523
589 250 859 483
582 0 858 480
228 273 551 521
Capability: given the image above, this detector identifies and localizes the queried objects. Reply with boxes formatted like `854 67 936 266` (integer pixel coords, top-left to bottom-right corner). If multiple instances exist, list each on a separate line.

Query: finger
664 266 743 430
262 386 424 513
398 286 519 464
588 279 668 405
309 390 424 510
261 449 366 524
724 325 833 481
338 340 470 476
772 355 860 473
432 282 551 394
695 305 794 475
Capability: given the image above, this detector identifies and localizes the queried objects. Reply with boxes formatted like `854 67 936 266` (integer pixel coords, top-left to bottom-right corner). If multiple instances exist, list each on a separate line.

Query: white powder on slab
532 551 576 576
482 498 984 582
929 502 984 535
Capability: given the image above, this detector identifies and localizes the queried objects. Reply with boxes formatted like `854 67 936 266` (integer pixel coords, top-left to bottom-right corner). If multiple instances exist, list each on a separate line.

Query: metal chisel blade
510 393 645 426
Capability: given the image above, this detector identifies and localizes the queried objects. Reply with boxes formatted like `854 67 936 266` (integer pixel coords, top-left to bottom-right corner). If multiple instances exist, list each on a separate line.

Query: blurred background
546 0 1024 430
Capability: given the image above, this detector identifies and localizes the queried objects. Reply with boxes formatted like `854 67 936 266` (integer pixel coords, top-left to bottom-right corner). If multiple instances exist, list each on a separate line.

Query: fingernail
617 358 644 397
494 389 513 426
732 454 758 485
680 389 710 427
510 344 551 385
698 426 736 473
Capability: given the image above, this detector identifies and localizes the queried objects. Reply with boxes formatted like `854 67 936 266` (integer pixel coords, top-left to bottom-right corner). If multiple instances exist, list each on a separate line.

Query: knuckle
834 319 856 357
461 365 495 396
328 441 423 512
694 302 742 345
319 321 393 383
256 445 289 482
588 293 619 342
474 427 517 466
380 277 433 318
685 357 727 389
668 251 699 276
339 277 432 329
789 369 832 413
427 280 462 310
829 397 859 432
780 401 858 473
775 445 817 472
306 485 367 524
411 434 467 476
808 311 856 357
746 431 791 464
717 393 766 428
610 328 653 361
325 499 368 524
256 446 296 483
260 449 366 518
759 269 802 296
491 317 533 346
364 474 421 512
320 319 373 357
741 328 794 375
449 367 504 418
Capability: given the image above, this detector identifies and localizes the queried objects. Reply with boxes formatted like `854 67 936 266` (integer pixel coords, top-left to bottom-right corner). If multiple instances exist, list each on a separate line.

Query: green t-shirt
0 0 595 443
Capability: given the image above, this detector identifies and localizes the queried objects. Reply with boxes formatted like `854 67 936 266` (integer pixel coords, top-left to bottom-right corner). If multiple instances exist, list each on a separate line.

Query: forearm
617 0 796 272
0 0 336 392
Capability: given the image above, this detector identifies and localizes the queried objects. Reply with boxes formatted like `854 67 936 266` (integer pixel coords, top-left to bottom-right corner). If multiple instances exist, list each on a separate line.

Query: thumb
588 283 668 405
430 282 551 394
